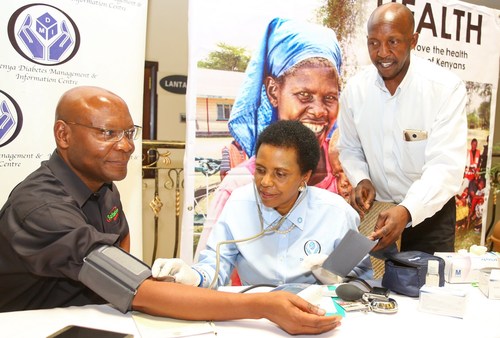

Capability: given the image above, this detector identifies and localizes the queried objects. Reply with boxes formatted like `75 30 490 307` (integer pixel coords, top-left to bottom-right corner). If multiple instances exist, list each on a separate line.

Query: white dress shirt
194 183 372 287
337 53 467 226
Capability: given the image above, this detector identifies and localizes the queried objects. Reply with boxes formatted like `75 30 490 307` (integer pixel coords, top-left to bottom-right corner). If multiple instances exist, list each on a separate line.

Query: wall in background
142 0 188 263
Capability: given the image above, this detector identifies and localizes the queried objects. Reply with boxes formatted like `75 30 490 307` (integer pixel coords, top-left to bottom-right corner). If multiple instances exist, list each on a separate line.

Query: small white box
418 285 468 318
434 252 500 283
478 267 500 300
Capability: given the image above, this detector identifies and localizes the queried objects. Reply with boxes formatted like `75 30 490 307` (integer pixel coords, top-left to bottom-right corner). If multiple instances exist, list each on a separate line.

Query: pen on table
209 321 217 336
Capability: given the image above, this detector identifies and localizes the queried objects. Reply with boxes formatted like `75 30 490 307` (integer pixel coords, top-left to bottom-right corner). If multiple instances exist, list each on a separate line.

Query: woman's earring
298 181 306 192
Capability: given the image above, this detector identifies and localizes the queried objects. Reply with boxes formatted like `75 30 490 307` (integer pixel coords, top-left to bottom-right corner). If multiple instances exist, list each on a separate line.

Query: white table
0 284 498 338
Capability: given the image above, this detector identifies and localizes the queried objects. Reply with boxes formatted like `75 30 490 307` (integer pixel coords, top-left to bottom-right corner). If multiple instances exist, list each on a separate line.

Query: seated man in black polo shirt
0 86 340 336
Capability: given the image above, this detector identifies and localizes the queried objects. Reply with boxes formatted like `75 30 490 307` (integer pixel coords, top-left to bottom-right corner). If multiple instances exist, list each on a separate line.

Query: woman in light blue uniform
154 120 373 288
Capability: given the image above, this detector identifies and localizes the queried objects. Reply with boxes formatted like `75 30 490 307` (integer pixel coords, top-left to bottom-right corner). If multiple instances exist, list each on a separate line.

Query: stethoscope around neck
253 182 307 234
208 182 308 289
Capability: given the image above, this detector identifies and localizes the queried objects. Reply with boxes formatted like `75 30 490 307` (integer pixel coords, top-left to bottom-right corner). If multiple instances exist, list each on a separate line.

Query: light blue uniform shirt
194 183 373 288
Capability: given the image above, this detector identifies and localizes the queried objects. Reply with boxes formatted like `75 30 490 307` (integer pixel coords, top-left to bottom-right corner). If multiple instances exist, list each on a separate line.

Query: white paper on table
132 312 216 337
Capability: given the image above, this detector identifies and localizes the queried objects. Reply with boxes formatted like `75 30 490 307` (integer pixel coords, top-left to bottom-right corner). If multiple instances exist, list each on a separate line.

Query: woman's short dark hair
255 120 320 174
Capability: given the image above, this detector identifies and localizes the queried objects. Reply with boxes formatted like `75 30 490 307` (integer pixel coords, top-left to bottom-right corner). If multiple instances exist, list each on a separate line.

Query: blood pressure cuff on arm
78 245 152 313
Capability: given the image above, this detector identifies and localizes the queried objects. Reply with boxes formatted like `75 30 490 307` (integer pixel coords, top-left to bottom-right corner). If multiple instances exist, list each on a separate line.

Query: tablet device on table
46 325 133 338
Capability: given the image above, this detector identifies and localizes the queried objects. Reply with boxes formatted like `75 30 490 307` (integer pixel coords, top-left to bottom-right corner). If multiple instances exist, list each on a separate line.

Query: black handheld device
46 325 133 338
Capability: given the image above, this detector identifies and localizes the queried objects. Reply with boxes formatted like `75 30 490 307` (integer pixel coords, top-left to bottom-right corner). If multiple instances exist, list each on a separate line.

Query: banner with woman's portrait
182 0 500 262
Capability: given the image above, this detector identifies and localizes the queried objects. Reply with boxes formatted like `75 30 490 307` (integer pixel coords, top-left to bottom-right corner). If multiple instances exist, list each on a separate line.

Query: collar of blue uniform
256 185 308 232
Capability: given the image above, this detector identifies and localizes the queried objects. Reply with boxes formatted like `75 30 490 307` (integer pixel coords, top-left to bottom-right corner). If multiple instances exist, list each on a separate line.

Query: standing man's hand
350 179 376 218
370 205 410 251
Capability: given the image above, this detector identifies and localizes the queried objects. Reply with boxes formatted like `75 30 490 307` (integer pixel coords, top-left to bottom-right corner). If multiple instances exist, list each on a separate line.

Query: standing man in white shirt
337 3 467 254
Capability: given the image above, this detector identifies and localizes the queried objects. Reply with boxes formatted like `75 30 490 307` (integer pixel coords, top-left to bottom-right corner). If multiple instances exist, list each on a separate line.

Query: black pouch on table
381 251 445 297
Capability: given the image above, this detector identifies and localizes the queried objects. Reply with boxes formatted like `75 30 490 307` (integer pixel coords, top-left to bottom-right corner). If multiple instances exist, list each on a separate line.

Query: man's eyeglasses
64 121 142 142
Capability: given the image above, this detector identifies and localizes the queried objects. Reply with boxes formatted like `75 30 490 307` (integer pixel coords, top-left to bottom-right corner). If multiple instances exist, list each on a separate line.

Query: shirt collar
373 55 415 95
47 150 112 207
258 189 308 231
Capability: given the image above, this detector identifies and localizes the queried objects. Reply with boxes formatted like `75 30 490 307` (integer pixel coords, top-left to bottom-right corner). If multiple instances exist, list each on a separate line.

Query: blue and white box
434 252 500 283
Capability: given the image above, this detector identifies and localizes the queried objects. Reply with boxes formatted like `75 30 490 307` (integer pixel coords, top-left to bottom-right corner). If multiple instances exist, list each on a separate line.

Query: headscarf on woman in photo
228 17 342 158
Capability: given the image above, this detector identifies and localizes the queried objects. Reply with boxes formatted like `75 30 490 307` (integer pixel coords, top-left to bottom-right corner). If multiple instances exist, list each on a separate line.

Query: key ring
369 297 398 314
361 293 398 314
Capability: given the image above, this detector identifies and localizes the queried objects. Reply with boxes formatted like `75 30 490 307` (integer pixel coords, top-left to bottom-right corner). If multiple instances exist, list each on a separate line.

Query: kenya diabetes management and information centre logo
0 91 23 148
1 4 80 147
7 3 80 65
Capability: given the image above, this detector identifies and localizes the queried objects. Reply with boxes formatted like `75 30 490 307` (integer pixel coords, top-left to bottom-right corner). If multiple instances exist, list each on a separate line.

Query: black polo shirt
0 150 129 312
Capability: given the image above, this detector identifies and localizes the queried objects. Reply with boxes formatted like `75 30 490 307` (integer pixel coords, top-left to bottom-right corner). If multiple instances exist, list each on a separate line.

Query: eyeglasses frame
63 121 142 142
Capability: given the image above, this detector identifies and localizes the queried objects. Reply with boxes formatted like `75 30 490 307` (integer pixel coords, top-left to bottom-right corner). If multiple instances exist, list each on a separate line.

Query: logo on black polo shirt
0 90 23 148
106 206 120 223
8 3 80 65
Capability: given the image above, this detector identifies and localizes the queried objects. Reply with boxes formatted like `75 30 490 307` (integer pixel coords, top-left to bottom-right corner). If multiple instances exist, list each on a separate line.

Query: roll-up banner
0 0 148 258
183 0 499 262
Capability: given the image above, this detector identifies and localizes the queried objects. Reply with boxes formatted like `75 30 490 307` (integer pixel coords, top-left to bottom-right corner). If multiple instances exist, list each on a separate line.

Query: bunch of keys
362 292 398 314
336 294 398 314
335 283 398 314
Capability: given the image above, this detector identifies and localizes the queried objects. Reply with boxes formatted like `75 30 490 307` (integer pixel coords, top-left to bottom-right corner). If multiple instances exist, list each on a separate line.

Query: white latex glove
151 258 201 286
311 267 342 285
302 254 342 285
302 254 328 270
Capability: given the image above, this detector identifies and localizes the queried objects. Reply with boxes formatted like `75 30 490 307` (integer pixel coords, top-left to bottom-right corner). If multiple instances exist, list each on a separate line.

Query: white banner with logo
0 0 147 257
183 0 499 262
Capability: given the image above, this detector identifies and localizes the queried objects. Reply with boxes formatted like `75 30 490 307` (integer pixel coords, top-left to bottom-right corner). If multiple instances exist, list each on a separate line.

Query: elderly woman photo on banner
192 14 354 261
